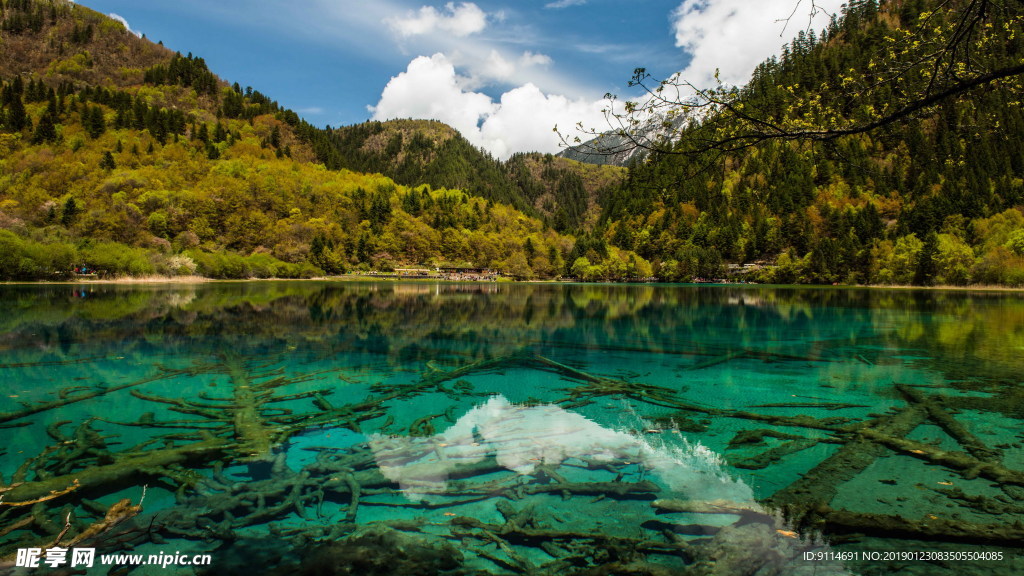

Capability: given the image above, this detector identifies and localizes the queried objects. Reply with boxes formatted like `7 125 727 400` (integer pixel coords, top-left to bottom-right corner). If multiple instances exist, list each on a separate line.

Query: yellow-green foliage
873 234 924 285
0 91 642 280
98 17 127 36
47 51 93 76
973 209 1024 252
0 229 76 280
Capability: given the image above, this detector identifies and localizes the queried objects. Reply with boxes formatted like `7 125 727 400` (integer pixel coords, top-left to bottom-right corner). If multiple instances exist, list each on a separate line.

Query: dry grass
862 283 1024 292
78 275 211 284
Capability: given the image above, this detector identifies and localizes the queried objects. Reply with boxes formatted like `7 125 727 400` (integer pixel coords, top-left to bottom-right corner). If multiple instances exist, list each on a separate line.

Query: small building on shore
438 266 492 275
393 268 432 277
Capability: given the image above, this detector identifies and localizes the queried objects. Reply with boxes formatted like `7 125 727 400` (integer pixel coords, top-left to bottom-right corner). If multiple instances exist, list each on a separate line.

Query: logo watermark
15 548 212 569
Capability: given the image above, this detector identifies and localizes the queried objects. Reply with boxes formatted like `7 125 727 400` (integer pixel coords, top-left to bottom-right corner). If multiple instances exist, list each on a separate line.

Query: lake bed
1 282 1021 575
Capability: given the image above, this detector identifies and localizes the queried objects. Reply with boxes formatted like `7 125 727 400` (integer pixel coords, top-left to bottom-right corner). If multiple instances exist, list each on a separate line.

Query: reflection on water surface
0 282 1021 575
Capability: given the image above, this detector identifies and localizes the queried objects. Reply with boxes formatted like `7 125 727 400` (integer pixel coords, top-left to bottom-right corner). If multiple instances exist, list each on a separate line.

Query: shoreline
2 274 1023 292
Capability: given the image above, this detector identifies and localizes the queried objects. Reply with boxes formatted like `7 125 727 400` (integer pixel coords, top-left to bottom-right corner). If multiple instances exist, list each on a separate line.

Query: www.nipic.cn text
15 547 213 569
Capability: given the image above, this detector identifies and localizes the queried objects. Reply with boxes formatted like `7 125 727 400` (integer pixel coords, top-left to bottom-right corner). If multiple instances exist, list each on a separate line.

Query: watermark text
15 548 212 569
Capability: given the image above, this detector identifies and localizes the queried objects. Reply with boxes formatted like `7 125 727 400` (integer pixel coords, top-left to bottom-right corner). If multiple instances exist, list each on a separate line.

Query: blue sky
76 0 843 159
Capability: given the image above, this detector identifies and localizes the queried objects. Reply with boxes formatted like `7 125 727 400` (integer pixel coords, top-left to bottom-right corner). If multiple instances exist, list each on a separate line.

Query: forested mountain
326 119 532 214
1 0 1022 286
0 0 651 281
0 0 169 87
582 0 1024 285
323 119 625 233
505 152 623 232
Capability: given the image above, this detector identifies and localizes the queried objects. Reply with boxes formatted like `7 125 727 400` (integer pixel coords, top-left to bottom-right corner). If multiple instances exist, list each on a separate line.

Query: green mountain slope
0 0 170 87
0 0 656 281
322 119 626 233
3 0 1021 286
504 152 623 232
327 119 532 214
595 0 1024 285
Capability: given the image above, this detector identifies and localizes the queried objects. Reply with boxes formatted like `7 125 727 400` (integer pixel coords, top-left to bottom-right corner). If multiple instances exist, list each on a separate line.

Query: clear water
0 282 1021 575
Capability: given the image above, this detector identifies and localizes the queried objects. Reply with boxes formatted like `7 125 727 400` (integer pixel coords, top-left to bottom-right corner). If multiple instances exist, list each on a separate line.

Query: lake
0 282 1021 575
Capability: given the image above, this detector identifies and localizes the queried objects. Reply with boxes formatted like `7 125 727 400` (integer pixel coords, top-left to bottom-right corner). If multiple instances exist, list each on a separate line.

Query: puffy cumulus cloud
478 83 606 160
485 50 517 81
369 54 496 142
109 13 142 38
387 2 488 38
671 0 844 87
370 53 606 160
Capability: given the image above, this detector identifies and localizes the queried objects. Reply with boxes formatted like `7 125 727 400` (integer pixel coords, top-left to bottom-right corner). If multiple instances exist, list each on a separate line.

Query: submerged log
224 354 274 461
769 406 928 511
688 348 832 371
58 497 142 548
817 506 1024 547
727 429 807 447
0 438 230 505
748 402 869 411
0 480 79 507
522 480 660 498
856 428 1024 486
530 353 860 434
448 515 694 558
730 439 822 470
652 498 775 524
0 370 184 426
894 383 1002 462
689 350 748 371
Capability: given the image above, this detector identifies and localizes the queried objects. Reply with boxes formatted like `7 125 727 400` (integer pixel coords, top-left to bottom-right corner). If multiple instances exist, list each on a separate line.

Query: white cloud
485 50 517 80
478 50 553 83
545 0 587 8
671 0 844 87
370 53 607 159
109 13 142 38
478 83 606 160
369 54 496 142
520 51 553 68
387 2 488 38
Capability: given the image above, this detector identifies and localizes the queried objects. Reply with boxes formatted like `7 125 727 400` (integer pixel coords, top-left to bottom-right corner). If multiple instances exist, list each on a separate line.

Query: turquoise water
0 282 1021 575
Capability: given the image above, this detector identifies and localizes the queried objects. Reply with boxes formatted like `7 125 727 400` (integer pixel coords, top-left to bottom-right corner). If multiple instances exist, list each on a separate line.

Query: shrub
80 241 155 276
0 230 77 280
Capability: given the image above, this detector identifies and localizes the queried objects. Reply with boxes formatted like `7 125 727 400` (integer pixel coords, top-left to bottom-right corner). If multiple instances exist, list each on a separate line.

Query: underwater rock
652 412 710 433
569 560 680 575
692 523 850 576
290 525 465 576
197 537 297 575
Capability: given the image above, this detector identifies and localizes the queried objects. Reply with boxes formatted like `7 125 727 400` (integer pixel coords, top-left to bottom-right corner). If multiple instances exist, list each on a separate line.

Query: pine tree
61 198 79 226
31 111 56 143
100 150 116 170
524 237 536 266
914 232 939 286
85 105 105 138
4 96 27 131
213 121 226 142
